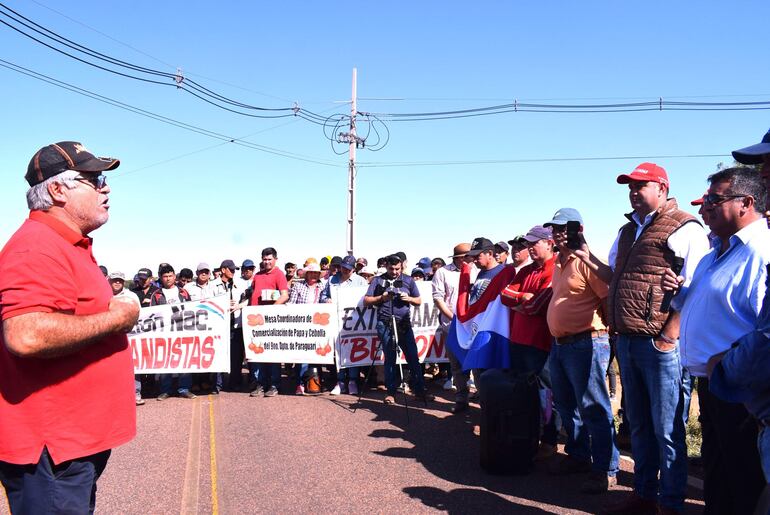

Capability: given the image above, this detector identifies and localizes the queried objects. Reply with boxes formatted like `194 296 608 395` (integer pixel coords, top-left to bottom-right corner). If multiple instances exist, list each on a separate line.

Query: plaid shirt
288 279 323 304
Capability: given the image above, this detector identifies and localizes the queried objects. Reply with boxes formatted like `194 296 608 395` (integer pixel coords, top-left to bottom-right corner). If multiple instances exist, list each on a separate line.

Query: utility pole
346 68 357 256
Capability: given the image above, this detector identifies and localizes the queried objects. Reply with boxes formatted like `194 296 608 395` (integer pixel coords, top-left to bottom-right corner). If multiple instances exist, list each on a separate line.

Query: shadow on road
354 390 703 514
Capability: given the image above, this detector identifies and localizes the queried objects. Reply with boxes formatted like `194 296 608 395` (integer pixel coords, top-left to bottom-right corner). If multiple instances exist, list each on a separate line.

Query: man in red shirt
500 225 558 458
249 246 289 397
0 141 139 513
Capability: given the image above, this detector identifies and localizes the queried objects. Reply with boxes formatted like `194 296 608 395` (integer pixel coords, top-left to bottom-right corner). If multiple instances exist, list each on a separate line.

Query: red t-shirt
501 255 556 352
249 266 289 306
0 211 136 465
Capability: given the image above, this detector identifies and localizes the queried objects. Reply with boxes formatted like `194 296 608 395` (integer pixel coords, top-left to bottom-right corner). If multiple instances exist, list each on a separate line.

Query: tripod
355 280 412 418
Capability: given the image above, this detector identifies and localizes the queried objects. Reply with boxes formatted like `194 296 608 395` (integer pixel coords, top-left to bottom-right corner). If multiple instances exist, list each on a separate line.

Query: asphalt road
0 380 704 514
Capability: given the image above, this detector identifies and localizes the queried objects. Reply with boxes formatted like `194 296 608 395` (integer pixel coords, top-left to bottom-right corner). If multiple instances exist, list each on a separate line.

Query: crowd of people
1 128 770 513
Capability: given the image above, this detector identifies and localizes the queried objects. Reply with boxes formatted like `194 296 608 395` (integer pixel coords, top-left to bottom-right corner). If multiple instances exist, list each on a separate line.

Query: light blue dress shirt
679 217 770 377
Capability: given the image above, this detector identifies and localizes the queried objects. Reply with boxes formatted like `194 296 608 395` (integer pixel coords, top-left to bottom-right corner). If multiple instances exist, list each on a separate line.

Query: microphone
660 256 685 313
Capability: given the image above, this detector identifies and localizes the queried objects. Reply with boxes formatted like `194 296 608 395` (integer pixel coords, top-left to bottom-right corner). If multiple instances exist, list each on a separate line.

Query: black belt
555 329 608 345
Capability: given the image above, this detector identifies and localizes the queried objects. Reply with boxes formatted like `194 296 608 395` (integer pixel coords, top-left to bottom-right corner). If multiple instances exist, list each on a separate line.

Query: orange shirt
546 253 608 338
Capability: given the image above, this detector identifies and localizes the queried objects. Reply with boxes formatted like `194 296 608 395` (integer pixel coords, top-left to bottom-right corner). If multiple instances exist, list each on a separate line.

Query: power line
25 0 295 104
0 58 341 168
357 154 729 168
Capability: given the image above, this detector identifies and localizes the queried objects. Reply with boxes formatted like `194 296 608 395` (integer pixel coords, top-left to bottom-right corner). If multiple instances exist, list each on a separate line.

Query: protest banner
333 283 447 369
242 304 338 364
129 295 231 373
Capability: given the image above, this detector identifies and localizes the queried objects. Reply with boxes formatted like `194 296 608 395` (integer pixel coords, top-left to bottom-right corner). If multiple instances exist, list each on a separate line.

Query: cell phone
566 221 583 250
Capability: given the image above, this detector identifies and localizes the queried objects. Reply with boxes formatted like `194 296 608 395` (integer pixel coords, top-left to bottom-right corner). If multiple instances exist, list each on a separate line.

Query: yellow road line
180 398 202 515
209 396 219 515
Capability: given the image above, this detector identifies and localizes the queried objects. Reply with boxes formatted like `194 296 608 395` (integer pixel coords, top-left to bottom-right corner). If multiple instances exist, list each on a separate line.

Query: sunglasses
74 174 108 191
702 193 748 207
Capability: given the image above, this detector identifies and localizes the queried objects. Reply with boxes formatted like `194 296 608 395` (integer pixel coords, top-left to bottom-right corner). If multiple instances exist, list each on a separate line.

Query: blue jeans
681 367 692 425
160 373 192 395
0 447 110 514
376 319 425 395
760 428 770 483
549 333 619 475
337 366 361 384
616 334 687 511
506 342 557 446
259 363 281 390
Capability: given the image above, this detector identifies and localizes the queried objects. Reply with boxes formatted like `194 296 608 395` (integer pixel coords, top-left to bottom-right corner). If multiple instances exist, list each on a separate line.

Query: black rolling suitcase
479 369 541 475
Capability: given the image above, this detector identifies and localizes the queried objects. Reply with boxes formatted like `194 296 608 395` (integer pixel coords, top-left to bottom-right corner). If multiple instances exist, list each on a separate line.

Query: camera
375 279 403 297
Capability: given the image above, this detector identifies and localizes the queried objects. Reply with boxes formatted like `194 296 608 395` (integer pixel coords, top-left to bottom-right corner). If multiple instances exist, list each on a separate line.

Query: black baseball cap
137 267 152 279
467 237 494 257
732 128 770 165
220 259 238 271
26 141 120 186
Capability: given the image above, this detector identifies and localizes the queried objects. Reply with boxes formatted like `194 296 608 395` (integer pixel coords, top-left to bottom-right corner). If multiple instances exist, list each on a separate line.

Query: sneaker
179 390 197 400
135 397 145 406
264 386 278 397
249 386 264 397
443 378 455 391
295 385 305 395
347 380 359 395
580 471 617 494
547 454 592 475
330 382 343 396
156 392 170 401
600 492 657 515
534 442 557 461
383 395 396 405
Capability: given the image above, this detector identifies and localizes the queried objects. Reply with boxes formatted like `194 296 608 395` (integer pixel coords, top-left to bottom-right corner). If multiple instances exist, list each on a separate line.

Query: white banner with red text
332 283 447 369
129 295 231 373
242 304 338 364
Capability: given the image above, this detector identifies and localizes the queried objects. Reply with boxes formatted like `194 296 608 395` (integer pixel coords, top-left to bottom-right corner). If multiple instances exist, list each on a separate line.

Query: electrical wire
357 154 729 168
0 58 341 167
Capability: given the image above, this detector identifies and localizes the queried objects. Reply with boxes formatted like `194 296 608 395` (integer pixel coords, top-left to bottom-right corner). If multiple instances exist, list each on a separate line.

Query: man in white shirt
185 262 214 301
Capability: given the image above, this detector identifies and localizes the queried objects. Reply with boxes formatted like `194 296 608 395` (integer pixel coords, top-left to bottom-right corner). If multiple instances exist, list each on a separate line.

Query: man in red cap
574 162 709 514
0 142 139 513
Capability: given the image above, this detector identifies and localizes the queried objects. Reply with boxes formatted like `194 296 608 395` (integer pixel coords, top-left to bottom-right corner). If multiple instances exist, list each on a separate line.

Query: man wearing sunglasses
676 167 770 514
574 162 709 514
0 141 138 513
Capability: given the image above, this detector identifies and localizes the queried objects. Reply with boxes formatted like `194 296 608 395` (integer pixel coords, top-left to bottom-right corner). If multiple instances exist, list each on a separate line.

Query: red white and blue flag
446 264 517 371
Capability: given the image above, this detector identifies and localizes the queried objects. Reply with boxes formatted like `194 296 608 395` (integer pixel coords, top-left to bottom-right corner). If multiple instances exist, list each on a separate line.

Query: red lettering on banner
130 338 139 368
141 338 154 369
170 338 182 368
415 335 429 358
350 337 370 363
201 336 215 368
427 332 444 358
153 338 167 368
186 336 200 368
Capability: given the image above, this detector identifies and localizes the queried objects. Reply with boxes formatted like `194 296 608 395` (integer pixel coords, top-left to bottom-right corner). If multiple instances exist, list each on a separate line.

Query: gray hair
26 170 80 210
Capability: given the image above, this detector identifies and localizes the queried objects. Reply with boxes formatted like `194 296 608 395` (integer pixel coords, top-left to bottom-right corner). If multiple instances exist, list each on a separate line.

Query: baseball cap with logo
616 162 669 188
341 255 357 270
137 267 152 279
26 141 120 187
732 128 770 165
466 237 495 257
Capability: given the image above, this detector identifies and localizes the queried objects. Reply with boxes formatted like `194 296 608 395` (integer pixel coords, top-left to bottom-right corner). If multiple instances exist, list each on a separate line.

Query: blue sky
1 1 769 275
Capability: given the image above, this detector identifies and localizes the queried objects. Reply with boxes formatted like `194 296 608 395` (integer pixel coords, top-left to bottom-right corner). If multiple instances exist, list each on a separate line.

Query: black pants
698 378 765 515
0 447 110 514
